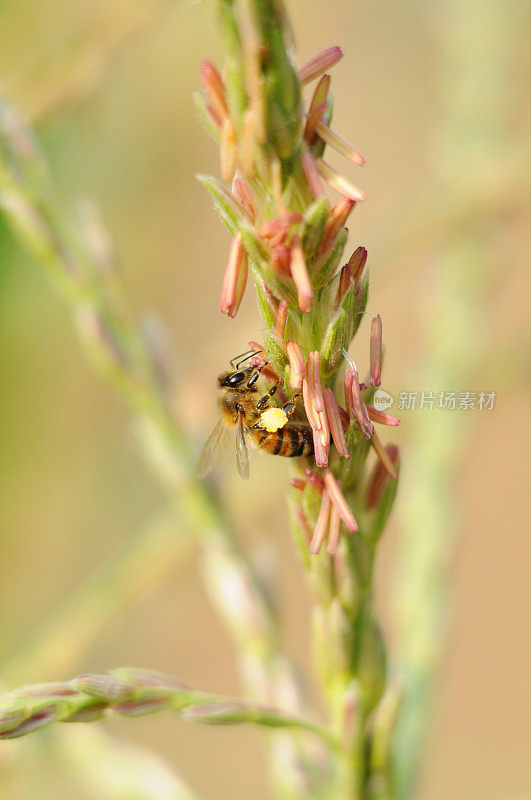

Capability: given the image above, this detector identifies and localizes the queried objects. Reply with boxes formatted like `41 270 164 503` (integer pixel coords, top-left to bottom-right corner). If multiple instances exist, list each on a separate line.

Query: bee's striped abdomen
253 424 313 458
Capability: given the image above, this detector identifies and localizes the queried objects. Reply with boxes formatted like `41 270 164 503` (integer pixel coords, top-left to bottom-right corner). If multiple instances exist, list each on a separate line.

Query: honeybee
199 349 314 480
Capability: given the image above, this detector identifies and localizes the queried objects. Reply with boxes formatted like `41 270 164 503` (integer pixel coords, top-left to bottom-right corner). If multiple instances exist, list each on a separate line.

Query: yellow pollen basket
258 407 288 432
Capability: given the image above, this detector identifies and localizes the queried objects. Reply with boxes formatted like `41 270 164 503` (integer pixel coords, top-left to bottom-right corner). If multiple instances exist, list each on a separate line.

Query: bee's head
218 369 253 389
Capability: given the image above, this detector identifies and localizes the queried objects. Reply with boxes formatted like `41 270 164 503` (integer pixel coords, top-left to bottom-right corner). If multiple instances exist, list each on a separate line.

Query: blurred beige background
0 0 529 798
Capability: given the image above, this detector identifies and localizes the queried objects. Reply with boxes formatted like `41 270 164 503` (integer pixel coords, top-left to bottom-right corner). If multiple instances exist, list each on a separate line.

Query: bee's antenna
230 348 266 369
230 349 254 367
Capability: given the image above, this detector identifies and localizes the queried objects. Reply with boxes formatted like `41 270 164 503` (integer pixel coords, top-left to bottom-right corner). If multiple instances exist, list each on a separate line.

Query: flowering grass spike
197 3 401 795
0 1 407 797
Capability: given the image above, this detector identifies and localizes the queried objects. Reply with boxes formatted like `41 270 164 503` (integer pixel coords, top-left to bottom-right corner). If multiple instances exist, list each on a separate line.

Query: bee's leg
257 381 280 409
281 392 302 418
247 359 271 389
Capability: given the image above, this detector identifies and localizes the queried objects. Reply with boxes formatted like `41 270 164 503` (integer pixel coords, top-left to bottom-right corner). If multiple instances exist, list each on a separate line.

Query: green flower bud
370 677 404 774
302 196 329 257
197 175 245 234
312 601 350 700
71 673 133 703
321 272 368 377
311 227 348 288
310 92 334 160
0 705 30 734
334 538 363 619
192 92 221 143
252 0 302 161
302 481 323 527
352 275 369 337
356 612 387 713
366 454 400 546
337 424 371 490
254 271 278 328
217 0 247 129
262 327 288 378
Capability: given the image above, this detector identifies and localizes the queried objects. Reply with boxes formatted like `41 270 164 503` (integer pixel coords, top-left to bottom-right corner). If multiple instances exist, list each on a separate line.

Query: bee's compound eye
226 371 246 386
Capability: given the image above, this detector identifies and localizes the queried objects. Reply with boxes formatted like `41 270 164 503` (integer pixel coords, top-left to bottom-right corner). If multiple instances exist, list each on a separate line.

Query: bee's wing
236 409 251 481
198 418 229 478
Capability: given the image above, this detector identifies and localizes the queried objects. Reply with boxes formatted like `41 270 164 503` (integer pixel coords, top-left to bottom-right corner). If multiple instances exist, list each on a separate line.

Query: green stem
0 668 336 747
